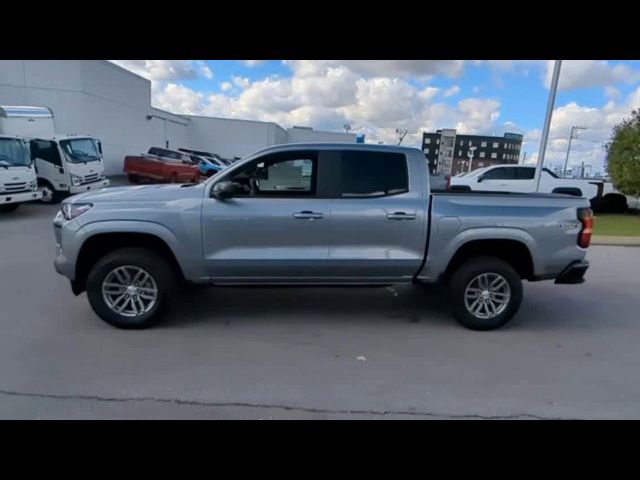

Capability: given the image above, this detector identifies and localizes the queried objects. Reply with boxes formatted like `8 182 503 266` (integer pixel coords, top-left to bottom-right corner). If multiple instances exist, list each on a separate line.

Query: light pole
534 60 562 192
562 126 587 178
467 146 477 173
396 128 408 146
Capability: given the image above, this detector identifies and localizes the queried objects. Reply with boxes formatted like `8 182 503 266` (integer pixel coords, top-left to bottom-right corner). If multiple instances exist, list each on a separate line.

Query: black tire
449 256 523 331
0 203 20 213
38 180 63 204
86 248 177 329
128 174 140 184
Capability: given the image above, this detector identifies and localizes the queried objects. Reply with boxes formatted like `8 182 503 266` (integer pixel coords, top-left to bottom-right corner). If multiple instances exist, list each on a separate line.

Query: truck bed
417 190 590 282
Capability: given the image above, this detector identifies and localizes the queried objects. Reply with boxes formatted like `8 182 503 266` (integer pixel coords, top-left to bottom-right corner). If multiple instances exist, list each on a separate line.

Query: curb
592 235 640 247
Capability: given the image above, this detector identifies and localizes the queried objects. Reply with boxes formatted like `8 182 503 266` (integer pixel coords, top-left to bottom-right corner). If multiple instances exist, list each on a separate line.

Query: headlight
61 202 93 221
71 174 82 186
29 180 37 191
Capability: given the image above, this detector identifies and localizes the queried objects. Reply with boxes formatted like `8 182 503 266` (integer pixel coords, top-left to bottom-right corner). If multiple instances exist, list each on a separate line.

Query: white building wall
286 127 357 144
0 60 355 175
184 116 288 159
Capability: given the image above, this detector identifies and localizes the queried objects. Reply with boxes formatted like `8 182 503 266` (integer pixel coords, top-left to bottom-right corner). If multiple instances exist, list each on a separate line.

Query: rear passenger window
515 167 535 180
338 151 409 197
483 167 515 180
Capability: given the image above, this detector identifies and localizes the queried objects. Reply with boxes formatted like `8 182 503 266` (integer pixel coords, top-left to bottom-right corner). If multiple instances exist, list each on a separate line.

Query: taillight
577 208 593 248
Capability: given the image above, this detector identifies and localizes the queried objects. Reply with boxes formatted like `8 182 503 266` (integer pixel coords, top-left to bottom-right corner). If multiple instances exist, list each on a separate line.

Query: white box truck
0 106 109 204
0 133 42 212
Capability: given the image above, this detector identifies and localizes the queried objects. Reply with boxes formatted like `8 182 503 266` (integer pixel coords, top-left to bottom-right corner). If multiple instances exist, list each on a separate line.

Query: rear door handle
294 211 324 220
387 212 416 220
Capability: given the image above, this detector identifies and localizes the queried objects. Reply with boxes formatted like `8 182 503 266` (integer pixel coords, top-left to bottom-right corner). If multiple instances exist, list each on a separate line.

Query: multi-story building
422 129 524 176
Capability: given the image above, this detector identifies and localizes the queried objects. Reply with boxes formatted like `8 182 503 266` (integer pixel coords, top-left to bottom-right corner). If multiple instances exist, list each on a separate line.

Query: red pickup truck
124 147 200 184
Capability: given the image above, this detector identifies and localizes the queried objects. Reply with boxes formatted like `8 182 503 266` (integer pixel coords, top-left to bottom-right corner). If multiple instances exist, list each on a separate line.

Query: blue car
197 157 224 178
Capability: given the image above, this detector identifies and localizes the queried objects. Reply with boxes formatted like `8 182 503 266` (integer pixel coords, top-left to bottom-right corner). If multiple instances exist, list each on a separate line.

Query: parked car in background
54 143 592 332
124 147 199 184
450 164 630 212
196 156 224 177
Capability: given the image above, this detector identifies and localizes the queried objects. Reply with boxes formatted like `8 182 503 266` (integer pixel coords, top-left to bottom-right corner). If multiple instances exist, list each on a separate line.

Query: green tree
606 108 640 196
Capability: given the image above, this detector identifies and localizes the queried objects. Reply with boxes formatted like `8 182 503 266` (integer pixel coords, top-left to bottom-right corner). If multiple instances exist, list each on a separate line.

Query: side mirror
477 174 484 183
212 181 237 200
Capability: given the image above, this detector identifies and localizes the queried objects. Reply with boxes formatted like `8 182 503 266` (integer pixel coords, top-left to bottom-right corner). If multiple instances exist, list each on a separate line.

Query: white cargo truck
0 134 42 212
0 106 109 203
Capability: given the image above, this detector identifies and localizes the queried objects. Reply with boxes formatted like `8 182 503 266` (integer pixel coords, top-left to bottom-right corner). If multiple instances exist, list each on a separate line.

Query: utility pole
534 60 562 192
562 126 587 178
396 128 408 146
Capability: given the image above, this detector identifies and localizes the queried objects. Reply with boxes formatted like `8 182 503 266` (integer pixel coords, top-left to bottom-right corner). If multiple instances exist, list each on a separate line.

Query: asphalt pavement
1 201 639 419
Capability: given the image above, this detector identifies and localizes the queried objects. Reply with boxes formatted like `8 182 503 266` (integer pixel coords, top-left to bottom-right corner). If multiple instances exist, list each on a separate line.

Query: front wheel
39 181 62 204
86 248 177 329
449 256 523 331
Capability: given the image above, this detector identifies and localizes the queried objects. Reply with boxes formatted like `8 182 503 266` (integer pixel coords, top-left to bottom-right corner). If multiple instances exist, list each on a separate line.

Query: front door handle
387 212 416 220
294 211 324 220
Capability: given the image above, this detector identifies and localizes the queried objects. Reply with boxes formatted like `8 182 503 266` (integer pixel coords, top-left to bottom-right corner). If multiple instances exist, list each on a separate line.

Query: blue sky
111 60 640 174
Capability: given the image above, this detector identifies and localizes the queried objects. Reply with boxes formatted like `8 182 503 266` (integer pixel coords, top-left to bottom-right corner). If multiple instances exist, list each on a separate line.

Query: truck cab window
228 152 317 197
30 139 62 166
338 151 408 197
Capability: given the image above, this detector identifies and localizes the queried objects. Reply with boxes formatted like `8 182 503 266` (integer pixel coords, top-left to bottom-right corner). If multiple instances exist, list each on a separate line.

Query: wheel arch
443 238 535 282
74 231 186 294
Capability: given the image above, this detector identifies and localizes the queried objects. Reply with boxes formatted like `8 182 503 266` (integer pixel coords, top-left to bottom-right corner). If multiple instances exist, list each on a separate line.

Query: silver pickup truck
53 143 593 331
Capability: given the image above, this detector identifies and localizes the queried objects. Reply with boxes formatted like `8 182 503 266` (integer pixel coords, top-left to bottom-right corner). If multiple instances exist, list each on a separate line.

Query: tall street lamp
562 126 587 178
467 146 477 173
534 60 562 192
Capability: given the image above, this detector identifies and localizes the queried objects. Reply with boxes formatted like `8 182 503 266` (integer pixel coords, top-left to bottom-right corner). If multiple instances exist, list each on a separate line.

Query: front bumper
69 179 110 194
1 190 42 205
555 260 589 284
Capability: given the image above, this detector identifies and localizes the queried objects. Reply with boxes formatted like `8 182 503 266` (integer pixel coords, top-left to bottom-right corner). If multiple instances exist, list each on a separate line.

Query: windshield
60 138 101 163
0 138 31 168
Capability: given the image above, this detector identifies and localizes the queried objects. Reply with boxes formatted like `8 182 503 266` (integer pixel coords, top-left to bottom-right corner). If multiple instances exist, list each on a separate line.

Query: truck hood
68 183 205 204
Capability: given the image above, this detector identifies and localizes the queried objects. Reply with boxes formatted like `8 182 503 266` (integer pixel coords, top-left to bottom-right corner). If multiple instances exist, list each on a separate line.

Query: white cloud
522 86 640 173
151 83 204 115
220 82 232 92
243 60 266 67
285 60 465 79
443 85 460 98
232 76 251 89
544 60 640 91
110 60 212 81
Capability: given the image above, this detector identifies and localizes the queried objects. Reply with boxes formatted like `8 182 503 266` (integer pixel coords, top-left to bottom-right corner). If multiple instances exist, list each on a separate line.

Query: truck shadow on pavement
165 284 455 329
158 282 612 333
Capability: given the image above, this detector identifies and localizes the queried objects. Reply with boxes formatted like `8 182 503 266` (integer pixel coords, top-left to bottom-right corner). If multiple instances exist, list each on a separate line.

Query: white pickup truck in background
449 164 633 213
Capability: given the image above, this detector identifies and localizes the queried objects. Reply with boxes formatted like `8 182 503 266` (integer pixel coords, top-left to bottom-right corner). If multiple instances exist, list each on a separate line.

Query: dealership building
0 60 357 176
423 129 524 176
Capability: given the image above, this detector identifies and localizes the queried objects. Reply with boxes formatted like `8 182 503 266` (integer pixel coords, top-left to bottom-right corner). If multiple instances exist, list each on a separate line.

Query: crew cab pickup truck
123 147 200 184
53 144 592 331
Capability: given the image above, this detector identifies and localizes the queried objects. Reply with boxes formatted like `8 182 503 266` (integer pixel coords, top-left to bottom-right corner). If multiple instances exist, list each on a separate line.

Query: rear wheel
86 248 177 329
449 256 523 331
128 174 140 184
0 203 19 213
